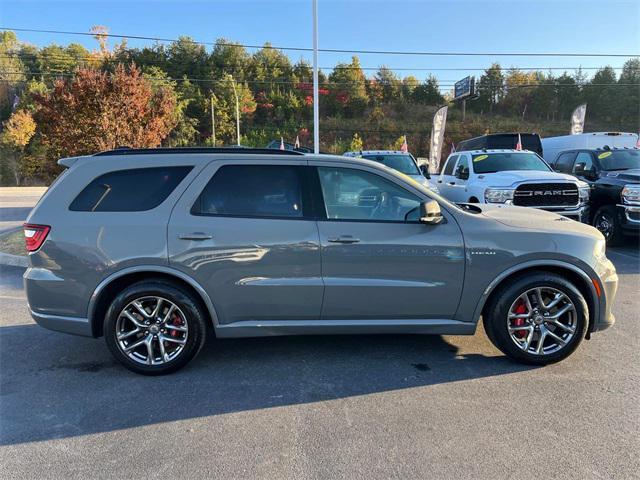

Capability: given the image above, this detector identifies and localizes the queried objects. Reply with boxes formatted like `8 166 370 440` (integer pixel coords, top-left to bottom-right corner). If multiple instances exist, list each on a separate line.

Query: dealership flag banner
571 103 587 135
429 106 448 173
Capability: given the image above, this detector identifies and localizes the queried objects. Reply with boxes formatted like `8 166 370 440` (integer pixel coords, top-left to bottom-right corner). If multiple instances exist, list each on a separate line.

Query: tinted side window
443 156 458 175
456 156 470 177
554 152 576 173
70 166 192 212
318 167 421 222
194 165 304 218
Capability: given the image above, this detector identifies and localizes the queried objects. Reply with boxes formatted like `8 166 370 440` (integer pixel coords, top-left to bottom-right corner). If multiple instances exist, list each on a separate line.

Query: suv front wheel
483 272 588 365
104 281 207 375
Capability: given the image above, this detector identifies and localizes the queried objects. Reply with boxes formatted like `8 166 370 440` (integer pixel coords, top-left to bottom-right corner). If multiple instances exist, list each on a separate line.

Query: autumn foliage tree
34 64 177 158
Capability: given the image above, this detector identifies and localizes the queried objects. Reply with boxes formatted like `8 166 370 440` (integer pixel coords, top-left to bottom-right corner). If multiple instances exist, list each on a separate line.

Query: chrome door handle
328 236 360 244
178 232 212 241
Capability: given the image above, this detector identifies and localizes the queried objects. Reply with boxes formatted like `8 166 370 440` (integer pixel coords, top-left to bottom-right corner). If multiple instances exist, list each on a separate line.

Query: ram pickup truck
437 149 590 222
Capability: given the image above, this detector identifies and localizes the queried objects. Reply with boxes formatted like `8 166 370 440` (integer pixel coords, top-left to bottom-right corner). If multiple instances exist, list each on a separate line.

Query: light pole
312 0 319 154
210 96 216 146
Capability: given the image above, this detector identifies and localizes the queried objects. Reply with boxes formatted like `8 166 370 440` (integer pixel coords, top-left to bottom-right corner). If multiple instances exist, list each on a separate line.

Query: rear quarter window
70 166 192 212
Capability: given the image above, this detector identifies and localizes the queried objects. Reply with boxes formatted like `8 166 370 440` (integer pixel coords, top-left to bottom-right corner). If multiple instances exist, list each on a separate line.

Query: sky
1 0 638 91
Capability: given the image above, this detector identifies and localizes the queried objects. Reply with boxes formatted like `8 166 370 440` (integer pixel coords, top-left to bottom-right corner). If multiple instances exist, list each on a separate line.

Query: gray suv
24 147 618 375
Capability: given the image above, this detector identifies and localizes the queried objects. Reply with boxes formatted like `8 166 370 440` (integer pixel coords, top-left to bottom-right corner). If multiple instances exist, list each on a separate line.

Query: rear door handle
328 236 360 244
178 232 212 241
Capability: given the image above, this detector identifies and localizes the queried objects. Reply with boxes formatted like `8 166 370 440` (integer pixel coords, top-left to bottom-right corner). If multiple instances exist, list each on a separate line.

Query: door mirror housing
420 200 443 225
419 164 431 179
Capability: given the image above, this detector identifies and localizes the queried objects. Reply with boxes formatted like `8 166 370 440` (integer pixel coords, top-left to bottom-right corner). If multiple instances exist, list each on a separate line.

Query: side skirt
214 319 477 338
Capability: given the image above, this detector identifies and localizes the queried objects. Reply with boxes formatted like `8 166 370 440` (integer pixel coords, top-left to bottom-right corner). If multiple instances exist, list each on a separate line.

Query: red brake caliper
512 299 528 338
170 313 183 338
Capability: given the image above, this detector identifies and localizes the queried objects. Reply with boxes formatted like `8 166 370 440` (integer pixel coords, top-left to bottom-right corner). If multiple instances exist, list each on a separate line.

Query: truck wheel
483 272 588 365
104 281 207 375
593 205 624 246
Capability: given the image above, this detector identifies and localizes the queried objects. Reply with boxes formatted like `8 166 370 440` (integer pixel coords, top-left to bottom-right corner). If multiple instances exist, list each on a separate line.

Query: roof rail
94 146 305 157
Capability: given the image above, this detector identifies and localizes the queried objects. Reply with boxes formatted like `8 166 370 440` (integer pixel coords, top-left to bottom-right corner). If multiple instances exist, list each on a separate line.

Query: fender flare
88 265 222 334
471 259 601 330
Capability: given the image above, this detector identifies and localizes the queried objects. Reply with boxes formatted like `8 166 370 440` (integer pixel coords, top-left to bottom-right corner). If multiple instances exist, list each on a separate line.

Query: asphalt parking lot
1 190 639 479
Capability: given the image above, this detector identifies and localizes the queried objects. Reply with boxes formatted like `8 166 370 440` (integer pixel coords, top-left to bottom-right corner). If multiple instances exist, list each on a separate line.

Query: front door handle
327 236 360 244
178 232 212 241
448 182 456 185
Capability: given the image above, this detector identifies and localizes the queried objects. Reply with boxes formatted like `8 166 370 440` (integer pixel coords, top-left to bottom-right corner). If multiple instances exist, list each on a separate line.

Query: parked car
436 149 590 222
542 132 639 167
24 147 617 375
547 147 640 245
343 150 439 192
457 133 543 157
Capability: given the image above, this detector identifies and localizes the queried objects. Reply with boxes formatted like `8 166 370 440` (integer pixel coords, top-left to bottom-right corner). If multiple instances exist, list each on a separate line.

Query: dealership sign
454 76 475 100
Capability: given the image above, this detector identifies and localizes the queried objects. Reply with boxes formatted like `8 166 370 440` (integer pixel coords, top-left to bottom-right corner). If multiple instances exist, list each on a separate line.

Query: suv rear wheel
483 272 588 365
104 281 207 375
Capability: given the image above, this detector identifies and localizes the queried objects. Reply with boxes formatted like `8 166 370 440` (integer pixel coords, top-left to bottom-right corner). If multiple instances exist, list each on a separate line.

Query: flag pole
312 0 320 154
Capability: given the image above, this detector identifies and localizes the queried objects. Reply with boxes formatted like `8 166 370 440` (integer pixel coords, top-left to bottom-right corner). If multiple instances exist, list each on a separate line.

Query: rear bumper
29 310 93 337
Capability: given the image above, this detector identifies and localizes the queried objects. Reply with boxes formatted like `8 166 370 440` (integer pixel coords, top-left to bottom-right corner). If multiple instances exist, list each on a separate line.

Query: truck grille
513 183 579 207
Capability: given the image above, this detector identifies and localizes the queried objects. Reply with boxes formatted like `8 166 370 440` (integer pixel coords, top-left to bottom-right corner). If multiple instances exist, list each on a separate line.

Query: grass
0 229 26 256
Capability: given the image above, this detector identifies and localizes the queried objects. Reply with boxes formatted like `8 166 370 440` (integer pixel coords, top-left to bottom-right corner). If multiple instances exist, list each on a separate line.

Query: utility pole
461 99 466 122
230 78 241 146
210 96 216 147
312 0 319 154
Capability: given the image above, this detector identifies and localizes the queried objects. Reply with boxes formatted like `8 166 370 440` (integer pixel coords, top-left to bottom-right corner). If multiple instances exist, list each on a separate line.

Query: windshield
362 154 421 176
597 150 640 171
472 152 551 174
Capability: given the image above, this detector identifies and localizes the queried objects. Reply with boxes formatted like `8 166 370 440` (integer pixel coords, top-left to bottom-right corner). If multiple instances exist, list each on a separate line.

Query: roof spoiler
57 156 90 168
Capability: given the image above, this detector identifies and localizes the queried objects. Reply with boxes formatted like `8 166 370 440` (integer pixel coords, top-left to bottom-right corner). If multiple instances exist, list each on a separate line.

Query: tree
584 67 618 121
375 67 402 103
617 59 640 125
473 63 504 113
0 31 26 120
34 64 177 160
327 56 368 117
413 75 444 105
349 132 363 151
0 110 36 184
555 72 581 120
166 36 209 80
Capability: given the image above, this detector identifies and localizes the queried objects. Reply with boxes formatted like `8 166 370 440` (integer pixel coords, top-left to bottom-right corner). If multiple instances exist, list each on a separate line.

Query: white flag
571 104 587 135
429 106 448 174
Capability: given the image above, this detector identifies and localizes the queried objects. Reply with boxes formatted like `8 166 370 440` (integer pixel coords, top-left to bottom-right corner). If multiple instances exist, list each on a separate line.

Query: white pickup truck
436 149 590 222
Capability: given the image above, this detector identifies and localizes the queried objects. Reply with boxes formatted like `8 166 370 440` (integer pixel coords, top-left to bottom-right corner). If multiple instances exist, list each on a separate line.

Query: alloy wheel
507 287 577 355
115 296 189 365
594 212 615 240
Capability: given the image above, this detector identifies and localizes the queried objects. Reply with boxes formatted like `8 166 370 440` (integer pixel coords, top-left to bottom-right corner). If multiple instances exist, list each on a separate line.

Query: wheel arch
88 266 220 337
475 261 600 337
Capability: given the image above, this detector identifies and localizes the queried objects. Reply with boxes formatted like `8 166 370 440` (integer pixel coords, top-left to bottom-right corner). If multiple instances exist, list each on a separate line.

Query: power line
3 27 639 57
2 53 636 73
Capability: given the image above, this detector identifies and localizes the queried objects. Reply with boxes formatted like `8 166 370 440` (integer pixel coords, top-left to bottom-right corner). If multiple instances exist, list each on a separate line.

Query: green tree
473 63 504 113
375 66 402 103
327 56 368 117
413 75 444 105
0 31 26 120
617 59 640 125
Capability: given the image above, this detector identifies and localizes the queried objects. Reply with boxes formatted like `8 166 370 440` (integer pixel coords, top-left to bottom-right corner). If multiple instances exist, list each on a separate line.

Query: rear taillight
23 224 50 252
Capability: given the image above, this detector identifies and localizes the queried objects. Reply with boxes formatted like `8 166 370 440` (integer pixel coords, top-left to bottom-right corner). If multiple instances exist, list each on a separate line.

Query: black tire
592 205 624 246
104 281 207 375
483 272 588 365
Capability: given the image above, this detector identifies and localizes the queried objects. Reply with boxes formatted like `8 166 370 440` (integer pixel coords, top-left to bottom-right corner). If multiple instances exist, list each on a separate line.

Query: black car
548 147 640 245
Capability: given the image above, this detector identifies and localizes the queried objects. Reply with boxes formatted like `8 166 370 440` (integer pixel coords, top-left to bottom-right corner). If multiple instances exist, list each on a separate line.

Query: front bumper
617 204 640 233
541 204 590 223
592 257 619 333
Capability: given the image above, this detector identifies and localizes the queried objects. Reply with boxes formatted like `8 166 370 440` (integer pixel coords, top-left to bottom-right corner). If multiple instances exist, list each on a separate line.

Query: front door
168 160 323 324
313 164 465 320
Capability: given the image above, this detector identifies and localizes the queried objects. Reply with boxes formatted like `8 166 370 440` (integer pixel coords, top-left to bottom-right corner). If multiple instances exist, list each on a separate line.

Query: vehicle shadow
0 323 537 446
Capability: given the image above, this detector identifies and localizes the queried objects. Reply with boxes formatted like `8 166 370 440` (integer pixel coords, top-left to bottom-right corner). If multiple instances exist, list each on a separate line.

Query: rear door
168 159 323 324
312 162 465 320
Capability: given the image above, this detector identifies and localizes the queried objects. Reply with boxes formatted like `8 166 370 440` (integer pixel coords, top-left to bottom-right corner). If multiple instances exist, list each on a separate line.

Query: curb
0 252 28 268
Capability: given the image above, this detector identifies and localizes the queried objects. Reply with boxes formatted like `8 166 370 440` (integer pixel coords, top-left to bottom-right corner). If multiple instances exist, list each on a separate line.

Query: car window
318 167 421 222
361 154 420 175
554 152 575 173
70 166 192 212
455 156 470 178
573 152 594 175
193 165 304 218
442 156 458 175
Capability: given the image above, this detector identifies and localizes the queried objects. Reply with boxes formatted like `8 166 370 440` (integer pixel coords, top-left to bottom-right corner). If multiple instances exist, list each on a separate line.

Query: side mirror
419 164 431 179
455 166 469 180
420 200 443 225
